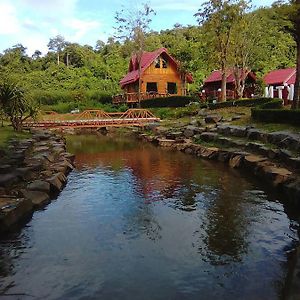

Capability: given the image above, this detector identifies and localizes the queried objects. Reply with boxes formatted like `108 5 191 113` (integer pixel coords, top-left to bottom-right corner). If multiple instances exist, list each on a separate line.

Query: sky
0 0 274 56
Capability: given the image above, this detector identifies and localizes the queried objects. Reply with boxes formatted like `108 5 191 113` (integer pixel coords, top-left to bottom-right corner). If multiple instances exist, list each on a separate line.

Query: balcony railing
112 92 170 104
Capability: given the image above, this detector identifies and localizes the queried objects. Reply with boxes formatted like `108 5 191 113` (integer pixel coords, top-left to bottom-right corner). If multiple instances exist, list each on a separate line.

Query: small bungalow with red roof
112 48 193 104
263 67 295 105
200 70 257 101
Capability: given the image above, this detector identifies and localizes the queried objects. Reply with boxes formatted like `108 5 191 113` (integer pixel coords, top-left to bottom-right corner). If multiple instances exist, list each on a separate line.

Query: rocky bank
0 129 75 234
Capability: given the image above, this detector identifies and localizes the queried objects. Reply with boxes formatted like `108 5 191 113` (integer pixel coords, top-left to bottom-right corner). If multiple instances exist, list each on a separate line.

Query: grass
0 124 31 149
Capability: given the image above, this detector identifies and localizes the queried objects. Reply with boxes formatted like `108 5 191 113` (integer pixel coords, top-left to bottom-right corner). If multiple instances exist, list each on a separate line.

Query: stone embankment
0 130 75 234
138 113 300 206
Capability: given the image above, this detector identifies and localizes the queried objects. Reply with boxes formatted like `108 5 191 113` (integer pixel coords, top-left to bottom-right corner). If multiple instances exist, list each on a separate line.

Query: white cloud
151 0 200 12
64 18 101 41
0 2 20 34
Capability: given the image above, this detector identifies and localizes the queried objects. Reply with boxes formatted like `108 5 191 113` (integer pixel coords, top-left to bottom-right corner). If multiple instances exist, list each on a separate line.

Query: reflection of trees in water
69 136 253 259
201 173 252 265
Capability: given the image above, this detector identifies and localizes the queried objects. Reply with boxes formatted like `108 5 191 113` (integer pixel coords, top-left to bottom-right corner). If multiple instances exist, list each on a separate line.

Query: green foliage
251 108 300 125
208 97 279 109
0 81 38 130
140 96 196 108
0 3 297 112
257 99 283 109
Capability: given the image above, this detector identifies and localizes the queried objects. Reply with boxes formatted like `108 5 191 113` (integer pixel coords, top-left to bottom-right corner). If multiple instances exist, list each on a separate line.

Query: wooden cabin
263 68 296 105
200 70 256 102
112 48 193 104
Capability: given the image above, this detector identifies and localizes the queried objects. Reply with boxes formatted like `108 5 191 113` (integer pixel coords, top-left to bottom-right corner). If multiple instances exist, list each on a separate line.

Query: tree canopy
0 2 296 107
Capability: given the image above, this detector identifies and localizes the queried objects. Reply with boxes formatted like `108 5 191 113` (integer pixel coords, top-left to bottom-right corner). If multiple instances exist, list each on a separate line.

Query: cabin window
146 82 158 93
162 58 168 68
154 58 160 68
167 82 177 94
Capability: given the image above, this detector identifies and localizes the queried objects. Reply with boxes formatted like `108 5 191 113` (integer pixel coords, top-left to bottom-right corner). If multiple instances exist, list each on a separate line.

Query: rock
199 132 218 142
157 139 175 147
0 197 33 231
166 131 183 140
22 190 50 208
189 119 198 126
61 152 75 163
217 125 231 135
244 155 268 170
260 165 292 186
198 109 208 117
245 142 265 152
46 173 66 192
34 146 50 153
15 167 35 181
0 173 20 187
205 115 222 124
43 153 55 163
27 180 51 193
184 147 194 155
229 126 247 137
231 115 242 121
0 164 13 174
229 155 244 168
279 149 293 159
183 126 198 138
52 147 65 156
288 157 300 170
283 180 300 206
199 147 219 159
218 151 231 162
247 128 266 141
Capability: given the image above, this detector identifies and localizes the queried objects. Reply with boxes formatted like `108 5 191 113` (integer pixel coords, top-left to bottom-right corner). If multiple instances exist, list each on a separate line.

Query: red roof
204 70 256 84
264 68 296 85
120 48 193 88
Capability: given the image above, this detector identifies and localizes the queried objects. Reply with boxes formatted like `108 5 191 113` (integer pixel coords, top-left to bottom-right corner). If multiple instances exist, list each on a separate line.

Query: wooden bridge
23 109 160 129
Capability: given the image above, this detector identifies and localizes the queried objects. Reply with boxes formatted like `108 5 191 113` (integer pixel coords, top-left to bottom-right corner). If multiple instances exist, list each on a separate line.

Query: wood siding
142 55 182 95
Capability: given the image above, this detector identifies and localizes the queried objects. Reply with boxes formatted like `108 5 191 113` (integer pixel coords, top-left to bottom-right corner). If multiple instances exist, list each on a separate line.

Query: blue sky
0 0 274 56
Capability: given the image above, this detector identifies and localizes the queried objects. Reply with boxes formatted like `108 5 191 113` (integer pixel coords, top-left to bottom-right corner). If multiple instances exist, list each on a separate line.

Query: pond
0 134 298 300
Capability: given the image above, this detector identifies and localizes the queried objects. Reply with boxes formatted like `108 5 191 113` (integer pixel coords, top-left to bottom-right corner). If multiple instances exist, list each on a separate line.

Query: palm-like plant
0 81 37 131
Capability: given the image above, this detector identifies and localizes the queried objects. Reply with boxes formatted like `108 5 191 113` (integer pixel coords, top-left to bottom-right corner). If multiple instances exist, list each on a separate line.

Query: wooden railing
112 92 170 104
23 109 160 129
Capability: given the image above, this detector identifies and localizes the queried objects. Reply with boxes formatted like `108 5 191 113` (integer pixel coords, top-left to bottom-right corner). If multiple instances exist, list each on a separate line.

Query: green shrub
151 108 176 119
141 96 196 108
257 99 283 109
208 97 276 110
251 108 300 125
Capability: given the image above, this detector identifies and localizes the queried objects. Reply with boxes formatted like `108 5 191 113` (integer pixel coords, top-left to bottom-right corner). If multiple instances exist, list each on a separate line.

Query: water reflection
0 134 298 300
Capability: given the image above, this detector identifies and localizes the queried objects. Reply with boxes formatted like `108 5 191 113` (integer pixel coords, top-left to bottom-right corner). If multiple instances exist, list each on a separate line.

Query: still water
0 134 299 300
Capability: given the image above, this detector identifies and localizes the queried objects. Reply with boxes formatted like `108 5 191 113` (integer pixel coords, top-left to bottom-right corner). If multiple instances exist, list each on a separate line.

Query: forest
0 1 297 113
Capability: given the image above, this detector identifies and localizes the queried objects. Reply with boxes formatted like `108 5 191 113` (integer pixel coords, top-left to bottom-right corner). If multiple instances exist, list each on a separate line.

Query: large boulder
27 180 51 193
21 190 50 208
0 197 33 231
205 115 222 124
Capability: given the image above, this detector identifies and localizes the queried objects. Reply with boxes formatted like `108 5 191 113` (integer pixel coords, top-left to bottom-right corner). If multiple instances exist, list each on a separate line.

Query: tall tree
229 4 260 99
274 0 300 108
195 0 247 101
114 3 155 106
47 35 67 65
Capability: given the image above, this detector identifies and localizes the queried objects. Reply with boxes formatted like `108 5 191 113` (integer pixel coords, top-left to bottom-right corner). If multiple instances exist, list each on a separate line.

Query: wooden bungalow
200 70 257 102
112 48 193 104
263 68 296 105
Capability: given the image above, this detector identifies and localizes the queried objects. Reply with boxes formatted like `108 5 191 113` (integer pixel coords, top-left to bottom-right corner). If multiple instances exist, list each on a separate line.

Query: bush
251 108 300 125
208 97 277 109
140 96 196 108
257 99 283 109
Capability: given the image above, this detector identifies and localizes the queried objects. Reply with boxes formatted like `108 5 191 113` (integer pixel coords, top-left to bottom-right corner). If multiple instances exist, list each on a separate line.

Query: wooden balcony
112 92 169 104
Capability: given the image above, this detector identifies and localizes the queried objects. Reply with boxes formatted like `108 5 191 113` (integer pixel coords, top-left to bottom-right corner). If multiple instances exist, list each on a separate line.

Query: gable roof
204 69 256 85
120 48 193 88
264 68 296 85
